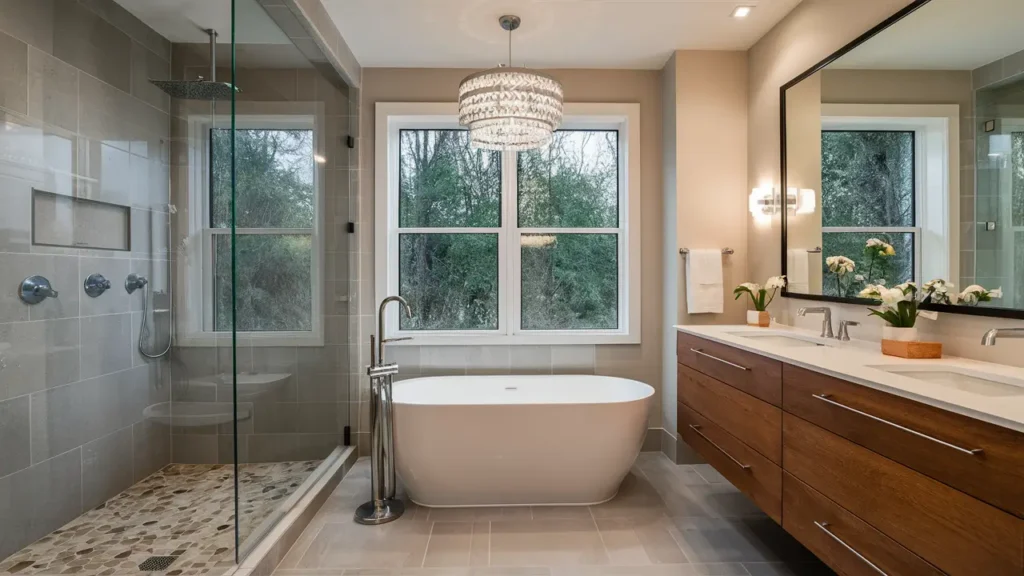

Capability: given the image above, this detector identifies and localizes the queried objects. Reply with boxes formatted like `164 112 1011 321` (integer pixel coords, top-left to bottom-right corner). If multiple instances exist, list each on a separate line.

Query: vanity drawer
677 363 781 464
678 402 782 522
783 472 944 576
783 413 1024 576
676 332 782 406
783 364 1024 518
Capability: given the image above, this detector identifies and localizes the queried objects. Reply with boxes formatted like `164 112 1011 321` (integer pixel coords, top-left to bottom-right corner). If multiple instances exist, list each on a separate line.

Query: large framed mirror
780 0 1024 320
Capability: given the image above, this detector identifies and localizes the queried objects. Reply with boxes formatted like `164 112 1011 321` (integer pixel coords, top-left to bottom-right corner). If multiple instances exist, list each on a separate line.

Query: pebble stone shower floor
0 461 320 576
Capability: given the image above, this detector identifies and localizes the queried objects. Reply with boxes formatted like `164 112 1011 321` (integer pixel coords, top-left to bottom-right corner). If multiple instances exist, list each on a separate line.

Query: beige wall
784 73 823 293
661 51 748 459
748 0 1024 367
358 67 665 441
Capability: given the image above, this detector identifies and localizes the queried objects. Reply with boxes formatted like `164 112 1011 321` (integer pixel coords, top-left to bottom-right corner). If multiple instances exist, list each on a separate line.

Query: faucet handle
837 320 860 341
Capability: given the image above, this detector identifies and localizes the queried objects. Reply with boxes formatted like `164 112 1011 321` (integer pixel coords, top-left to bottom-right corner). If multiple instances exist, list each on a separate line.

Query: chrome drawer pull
688 425 751 470
814 521 888 576
812 394 983 456
690 348 749 371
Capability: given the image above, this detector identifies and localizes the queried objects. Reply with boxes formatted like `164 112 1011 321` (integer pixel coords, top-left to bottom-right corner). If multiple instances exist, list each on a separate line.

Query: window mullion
504 148 517 337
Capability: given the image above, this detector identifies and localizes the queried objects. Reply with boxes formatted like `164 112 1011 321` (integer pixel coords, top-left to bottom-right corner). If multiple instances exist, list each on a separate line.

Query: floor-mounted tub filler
393 374 654 507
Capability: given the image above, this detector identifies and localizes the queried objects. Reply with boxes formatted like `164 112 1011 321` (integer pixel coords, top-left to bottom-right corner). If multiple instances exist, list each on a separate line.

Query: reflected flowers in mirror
958 284 1002 306
826 255 856 297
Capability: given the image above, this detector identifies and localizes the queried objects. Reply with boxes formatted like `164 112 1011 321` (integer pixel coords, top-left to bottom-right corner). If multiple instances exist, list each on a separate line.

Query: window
821 130 917 294
375 103 640 345
183 115 323 345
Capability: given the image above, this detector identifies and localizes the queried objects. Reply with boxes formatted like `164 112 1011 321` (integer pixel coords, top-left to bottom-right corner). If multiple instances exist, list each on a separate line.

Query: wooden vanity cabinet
676 331 1024 576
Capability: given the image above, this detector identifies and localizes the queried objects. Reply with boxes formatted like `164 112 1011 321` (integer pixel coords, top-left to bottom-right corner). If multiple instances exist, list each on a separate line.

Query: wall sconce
749 187 815 219
748 187 775 217
789 187 816 215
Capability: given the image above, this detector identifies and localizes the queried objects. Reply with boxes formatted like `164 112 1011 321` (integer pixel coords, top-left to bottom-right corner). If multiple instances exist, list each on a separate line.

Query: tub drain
139 556 176 571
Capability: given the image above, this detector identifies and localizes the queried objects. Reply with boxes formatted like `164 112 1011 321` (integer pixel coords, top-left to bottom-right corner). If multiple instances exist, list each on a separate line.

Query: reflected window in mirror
821 129 916 296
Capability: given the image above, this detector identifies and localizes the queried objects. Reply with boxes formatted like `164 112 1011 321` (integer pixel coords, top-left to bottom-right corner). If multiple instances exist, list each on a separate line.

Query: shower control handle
125 273 149 295
20 276 58 304
84 274 112 297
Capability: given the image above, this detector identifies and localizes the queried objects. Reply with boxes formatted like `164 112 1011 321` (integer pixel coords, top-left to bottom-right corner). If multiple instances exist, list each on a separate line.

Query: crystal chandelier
458 15 564 151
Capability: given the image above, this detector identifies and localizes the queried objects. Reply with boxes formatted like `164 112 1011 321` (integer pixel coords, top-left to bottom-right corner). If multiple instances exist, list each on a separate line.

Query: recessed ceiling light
731 6 753 18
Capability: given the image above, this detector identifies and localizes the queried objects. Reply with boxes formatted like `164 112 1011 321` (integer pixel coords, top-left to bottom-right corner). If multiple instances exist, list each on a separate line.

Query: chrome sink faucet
837 320 860 342
798 307 834 339
981 328 1024 346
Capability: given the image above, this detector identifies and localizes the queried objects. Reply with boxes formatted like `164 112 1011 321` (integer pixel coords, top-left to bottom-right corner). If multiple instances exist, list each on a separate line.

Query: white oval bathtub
392 375 654 507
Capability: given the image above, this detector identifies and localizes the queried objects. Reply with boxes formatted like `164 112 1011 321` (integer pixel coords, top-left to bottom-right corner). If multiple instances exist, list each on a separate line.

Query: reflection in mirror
782 0 1024 316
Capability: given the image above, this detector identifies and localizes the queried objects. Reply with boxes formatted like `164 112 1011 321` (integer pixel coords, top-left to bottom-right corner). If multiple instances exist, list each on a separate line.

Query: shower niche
32 189 131 251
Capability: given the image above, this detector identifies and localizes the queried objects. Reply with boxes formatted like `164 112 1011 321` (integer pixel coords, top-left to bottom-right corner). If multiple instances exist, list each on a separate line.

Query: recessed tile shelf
32 189 130 251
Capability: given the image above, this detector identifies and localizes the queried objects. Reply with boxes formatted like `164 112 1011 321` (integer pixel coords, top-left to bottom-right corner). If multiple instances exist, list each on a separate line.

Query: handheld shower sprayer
126 273 171 359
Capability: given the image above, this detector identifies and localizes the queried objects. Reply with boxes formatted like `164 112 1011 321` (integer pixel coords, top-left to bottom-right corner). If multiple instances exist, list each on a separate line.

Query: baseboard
642 427 664 452
659 428 677 462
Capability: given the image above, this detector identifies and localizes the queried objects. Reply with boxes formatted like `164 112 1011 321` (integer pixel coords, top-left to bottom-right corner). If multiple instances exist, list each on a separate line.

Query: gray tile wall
168 47 355 465
972 48 1024 295
0 0 172 562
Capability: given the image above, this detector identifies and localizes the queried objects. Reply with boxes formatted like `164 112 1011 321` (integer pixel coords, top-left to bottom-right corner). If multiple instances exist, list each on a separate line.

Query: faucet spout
798 307 834 339
982 328 1024 346
377 295 413 366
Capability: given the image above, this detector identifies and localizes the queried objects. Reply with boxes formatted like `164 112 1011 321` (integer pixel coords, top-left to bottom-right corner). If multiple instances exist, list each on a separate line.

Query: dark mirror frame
779 0 1024 321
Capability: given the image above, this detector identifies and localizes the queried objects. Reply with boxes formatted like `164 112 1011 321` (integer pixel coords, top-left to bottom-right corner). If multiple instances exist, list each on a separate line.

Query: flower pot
882 325 918 342
747 310 770 327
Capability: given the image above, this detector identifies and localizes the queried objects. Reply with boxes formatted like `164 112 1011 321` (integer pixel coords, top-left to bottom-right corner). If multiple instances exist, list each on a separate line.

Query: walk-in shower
0 1 356 573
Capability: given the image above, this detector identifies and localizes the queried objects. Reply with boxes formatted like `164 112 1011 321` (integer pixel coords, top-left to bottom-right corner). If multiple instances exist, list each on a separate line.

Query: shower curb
223 446 357 576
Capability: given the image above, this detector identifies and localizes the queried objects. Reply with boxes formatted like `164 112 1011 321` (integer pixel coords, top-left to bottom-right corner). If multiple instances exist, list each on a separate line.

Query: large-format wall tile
79 257 131 316
0 173 33 254
78 73 134 152
0 317 80 400
296 402 342 433
0 253 79 323
77 0 170 61
30 376 116 463
0 30 28 115
77 139 132 206
0 463 33 560
248 434 300 463
130 42 170 114
292 433 342 461
131 208 170 258
0 395 31 477
27 47 77 133
132 419 170 481
80 313 132 378
0 0 54 53
81 426 133 510
171 434 218 464
131 154 170 212
52 1 131 93
28 447 83 543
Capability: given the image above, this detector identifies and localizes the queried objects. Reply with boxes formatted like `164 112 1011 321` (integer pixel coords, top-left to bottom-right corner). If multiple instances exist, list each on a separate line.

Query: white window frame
179 113 325 347
374 102 641 345
821 103 959 284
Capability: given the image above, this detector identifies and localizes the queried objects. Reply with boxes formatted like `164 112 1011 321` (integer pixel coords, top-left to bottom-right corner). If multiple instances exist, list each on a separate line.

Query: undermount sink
867 365 1024 398
727 330 833 348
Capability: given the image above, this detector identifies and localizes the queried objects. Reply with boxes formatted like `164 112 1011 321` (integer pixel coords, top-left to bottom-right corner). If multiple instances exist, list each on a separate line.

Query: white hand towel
787 249 810 294
685 249 724 314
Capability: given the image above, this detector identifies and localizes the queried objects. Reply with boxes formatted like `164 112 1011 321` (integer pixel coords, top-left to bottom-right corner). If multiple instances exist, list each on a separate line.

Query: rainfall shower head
150 79 236 100
150 28 238 101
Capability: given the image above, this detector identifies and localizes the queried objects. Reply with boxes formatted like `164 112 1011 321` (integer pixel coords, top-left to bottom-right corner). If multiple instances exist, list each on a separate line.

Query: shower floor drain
138 556 177 571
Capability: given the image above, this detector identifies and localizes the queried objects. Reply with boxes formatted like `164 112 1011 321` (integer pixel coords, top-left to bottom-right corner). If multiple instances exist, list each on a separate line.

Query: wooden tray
881 339 942 359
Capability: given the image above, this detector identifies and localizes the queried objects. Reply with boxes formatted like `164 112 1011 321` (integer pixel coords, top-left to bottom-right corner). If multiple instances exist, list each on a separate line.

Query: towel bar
679 247 734 256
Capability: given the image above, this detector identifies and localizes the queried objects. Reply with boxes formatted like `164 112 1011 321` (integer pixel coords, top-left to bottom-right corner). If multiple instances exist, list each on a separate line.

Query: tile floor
0 461 320 576
273 454 836 576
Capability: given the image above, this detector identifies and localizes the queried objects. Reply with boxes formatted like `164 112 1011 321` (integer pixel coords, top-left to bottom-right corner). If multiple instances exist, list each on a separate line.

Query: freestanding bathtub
392 374 654 507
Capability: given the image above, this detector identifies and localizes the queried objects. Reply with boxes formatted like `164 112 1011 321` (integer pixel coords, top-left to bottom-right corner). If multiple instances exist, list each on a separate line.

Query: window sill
176 332 325 348
386 333 640 346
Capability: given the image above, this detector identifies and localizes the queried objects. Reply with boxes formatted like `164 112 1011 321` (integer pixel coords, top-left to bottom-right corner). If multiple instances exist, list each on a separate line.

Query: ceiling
321 0 803 70
833 0 1024 70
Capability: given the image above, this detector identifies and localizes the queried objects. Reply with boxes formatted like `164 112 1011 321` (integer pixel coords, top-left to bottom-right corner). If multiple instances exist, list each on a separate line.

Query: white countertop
674 324 1024 433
